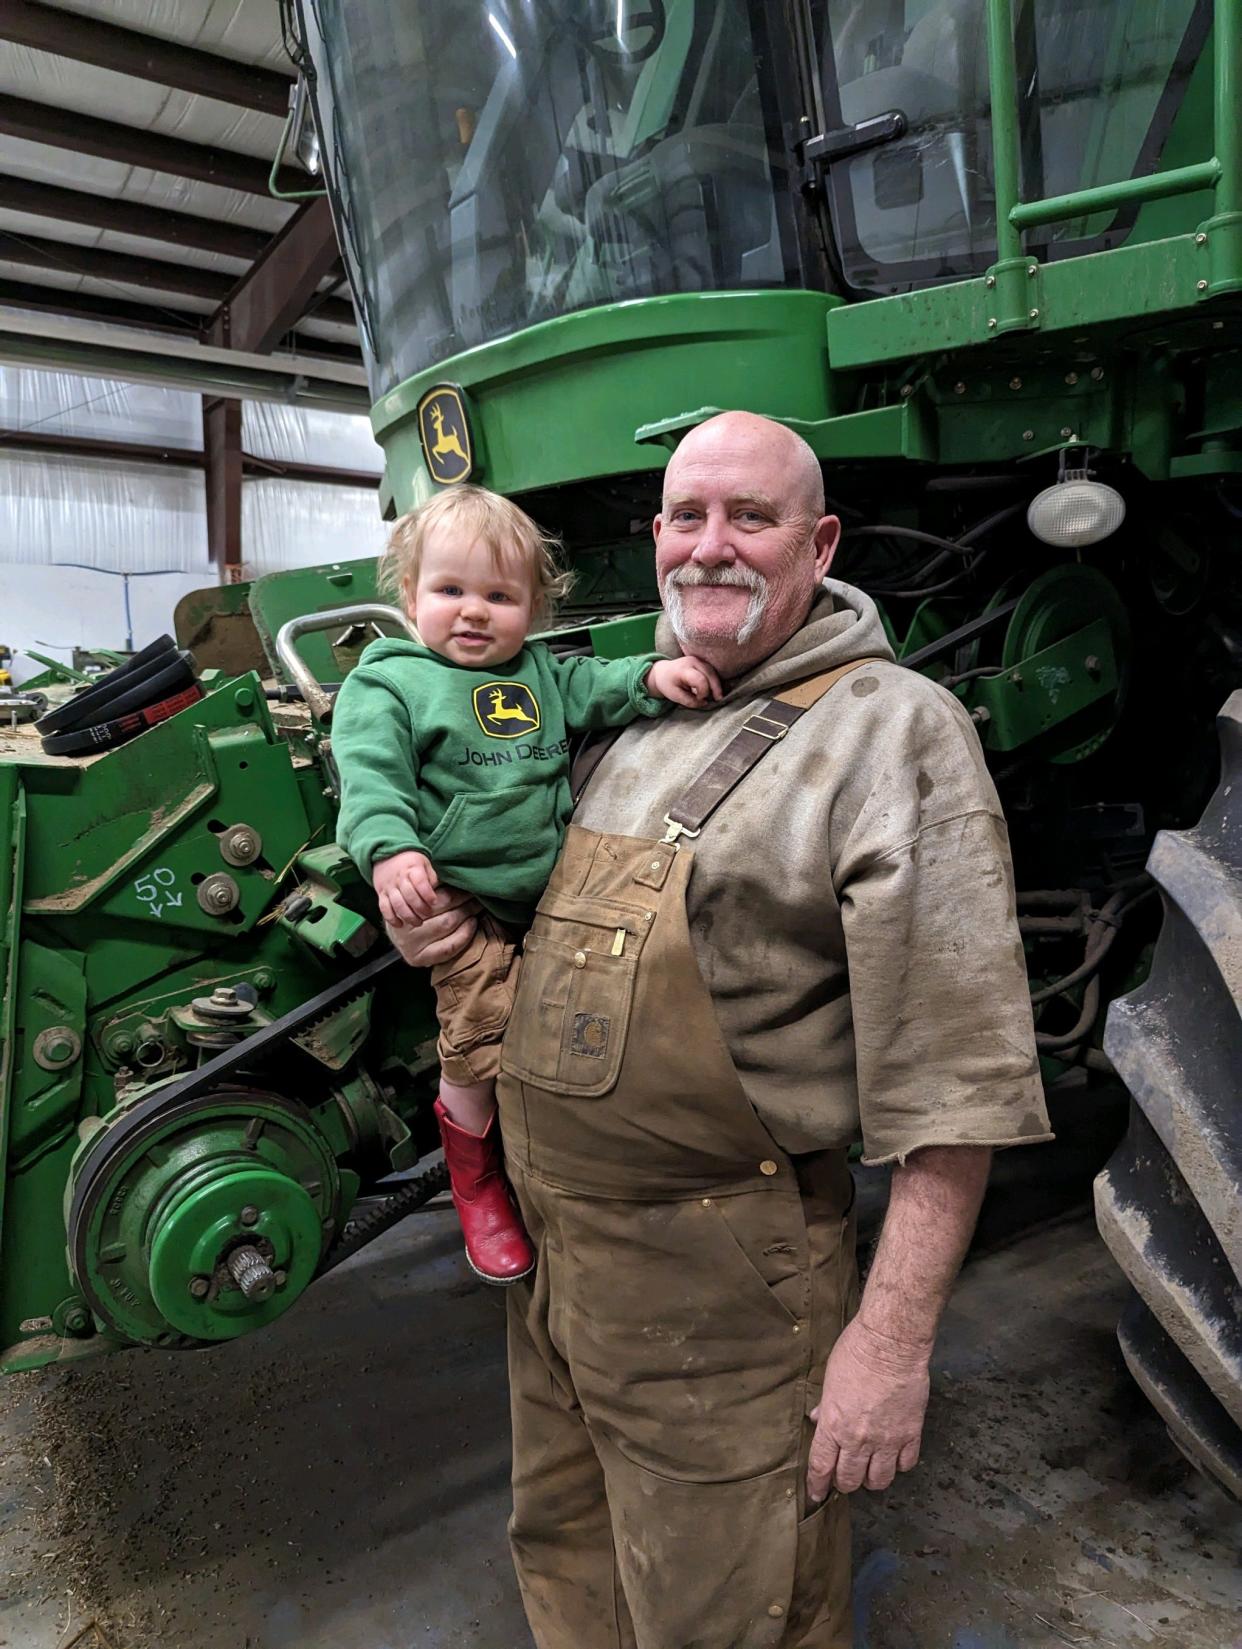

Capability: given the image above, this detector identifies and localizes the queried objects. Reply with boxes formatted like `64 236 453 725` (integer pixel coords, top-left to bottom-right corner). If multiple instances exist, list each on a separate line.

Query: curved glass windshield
814 0 1208 289
300 0 795 395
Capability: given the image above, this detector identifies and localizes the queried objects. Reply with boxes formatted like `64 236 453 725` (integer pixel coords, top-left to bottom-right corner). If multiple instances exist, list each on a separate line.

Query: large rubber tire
1095 690 1242 1501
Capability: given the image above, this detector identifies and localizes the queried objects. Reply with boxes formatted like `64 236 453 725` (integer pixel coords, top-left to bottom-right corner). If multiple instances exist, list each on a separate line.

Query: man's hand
373 850 438 926
385 885 480 966
646 656 723 709
806 1318 930 1501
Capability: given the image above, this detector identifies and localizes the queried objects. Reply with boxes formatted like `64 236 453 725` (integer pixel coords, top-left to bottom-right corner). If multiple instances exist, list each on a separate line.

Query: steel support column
201 199 349 581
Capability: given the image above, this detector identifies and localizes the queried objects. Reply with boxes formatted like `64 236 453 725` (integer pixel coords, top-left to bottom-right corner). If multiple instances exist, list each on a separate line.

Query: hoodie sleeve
541 647 669 731
332 664 428 879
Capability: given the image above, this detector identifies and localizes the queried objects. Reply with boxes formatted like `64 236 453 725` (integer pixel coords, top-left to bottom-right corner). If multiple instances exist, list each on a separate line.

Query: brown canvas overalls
497 667 870 1649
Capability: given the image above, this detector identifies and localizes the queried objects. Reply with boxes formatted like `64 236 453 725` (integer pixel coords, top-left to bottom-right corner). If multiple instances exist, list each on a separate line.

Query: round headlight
1027 478 1126 548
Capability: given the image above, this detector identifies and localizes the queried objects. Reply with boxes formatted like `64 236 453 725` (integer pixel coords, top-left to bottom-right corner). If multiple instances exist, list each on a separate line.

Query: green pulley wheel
1000 565 1130 764
66 1087 341 1349
148 1163 323 1340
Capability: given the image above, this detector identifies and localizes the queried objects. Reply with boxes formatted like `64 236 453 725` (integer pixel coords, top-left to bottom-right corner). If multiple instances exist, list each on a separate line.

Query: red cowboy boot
435 1098 535 1285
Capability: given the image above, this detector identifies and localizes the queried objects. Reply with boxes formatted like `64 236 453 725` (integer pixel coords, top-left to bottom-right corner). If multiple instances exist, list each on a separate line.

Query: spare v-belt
659 657 884 845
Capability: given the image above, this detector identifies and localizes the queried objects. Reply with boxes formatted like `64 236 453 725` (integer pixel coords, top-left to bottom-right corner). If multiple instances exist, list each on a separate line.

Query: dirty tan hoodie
574 578 1053 1164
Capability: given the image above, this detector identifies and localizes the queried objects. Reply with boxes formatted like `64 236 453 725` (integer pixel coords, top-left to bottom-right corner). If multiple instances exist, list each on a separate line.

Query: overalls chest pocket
501 888 655 1097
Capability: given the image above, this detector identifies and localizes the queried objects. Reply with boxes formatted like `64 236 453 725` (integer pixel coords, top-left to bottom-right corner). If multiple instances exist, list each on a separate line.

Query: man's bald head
663 411 825 525
653 410 841 676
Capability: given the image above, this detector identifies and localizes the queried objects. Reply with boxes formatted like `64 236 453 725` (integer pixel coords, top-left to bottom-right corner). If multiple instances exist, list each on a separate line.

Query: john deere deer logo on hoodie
473 681 541 739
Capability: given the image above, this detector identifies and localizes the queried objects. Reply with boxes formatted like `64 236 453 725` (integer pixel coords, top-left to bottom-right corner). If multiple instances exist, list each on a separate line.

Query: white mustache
663 563 769 643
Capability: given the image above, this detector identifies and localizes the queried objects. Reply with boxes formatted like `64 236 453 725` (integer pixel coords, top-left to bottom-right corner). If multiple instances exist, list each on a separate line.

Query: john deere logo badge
417 385 473 485
473 681 541 739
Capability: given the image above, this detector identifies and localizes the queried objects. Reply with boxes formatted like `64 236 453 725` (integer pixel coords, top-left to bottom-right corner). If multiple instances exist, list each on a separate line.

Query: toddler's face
408 523 535 668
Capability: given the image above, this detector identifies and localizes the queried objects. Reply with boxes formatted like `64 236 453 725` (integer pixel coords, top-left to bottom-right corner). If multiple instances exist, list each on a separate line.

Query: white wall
0 352 386 675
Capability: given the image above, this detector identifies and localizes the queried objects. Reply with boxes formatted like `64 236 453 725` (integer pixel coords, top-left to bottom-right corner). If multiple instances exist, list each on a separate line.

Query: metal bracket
801 110 906 194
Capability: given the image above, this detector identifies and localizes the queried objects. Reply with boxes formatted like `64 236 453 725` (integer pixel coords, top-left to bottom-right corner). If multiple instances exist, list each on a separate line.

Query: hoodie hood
653 578 896 703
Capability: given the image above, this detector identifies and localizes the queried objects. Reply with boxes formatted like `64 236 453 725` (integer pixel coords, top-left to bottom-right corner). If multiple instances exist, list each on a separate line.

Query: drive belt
35 634 202 755
68 947 404 1242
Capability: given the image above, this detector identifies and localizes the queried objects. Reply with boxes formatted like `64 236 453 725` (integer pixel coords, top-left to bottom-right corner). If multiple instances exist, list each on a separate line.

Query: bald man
398 413 1050 1648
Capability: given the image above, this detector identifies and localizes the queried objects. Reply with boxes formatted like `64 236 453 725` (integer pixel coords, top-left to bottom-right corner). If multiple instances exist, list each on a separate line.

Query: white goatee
662 563 769 647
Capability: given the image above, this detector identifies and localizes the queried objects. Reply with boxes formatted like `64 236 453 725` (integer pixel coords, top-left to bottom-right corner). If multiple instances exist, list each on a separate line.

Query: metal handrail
274 603 417 722
986 0 1238 266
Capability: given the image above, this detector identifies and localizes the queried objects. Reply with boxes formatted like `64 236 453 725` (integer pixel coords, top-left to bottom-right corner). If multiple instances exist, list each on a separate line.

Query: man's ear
652 512 664 548
813 515 842 579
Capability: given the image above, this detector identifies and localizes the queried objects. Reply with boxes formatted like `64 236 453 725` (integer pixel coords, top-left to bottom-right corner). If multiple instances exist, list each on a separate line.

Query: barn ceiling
0 0 360 362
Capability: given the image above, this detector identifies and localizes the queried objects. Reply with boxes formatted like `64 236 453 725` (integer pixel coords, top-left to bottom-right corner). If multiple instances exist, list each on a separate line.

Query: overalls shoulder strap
661 656 881 844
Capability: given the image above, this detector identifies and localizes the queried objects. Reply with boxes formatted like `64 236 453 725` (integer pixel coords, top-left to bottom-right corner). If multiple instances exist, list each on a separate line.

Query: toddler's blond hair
378 485 574 622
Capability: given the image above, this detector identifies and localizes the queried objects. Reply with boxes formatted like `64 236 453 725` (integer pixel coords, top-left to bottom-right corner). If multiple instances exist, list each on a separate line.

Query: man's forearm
856 1144 992 1352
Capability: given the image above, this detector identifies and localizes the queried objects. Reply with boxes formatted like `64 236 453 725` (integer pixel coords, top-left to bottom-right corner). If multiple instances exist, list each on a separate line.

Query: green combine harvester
1 0 1238 1504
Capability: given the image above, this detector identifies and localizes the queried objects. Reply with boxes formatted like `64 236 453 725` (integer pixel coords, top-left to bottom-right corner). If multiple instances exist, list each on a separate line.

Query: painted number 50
134 866 183 920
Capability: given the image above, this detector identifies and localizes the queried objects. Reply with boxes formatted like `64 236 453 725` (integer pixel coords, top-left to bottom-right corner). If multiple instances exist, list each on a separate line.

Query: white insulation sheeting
242 402 383 473
241 477 386 577
0 448 209 571
0 361 203 448
1 360 386 665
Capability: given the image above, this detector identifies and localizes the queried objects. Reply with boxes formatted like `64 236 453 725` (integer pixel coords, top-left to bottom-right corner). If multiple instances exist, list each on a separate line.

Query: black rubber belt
35 635 200 755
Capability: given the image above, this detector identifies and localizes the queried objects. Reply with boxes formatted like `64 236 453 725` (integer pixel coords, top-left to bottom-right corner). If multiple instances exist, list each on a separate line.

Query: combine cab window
301 0 797 395
814 0 1209 290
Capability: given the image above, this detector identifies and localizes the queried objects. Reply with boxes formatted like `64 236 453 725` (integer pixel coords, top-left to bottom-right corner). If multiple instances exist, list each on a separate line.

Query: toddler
333 486 719 1283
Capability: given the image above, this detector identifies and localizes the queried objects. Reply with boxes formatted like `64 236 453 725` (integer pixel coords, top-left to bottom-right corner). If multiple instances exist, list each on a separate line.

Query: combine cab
1 0 1238 1502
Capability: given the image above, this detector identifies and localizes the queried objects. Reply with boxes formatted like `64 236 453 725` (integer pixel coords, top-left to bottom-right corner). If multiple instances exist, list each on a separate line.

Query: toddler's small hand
647 655 723 709
373 849 439 926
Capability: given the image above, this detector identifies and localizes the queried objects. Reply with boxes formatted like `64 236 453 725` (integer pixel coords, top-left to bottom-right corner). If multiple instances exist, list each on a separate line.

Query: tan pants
498 825 859 1648
429 914 519 1086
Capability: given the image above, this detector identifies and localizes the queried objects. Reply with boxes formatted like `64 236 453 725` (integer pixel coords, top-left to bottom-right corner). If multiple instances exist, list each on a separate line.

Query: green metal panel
371 292 844 509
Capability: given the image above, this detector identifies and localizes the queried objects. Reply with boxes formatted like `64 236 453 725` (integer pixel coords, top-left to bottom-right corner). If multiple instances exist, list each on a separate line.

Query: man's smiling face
653 412 841 677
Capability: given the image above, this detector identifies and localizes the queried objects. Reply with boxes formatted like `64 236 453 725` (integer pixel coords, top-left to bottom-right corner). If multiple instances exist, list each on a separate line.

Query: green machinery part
66 1087 339 1346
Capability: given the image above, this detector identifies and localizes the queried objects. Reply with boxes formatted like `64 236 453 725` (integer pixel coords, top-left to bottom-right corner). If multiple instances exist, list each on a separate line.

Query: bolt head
212 986 238 1004
1090 366 1105 380
1197 279 1209 292
1027 264 1038 277
1023 429 1035 441
1196 232 1208 245
239 1205 261 1227
899 384 914 399
1065 371 1078 385
1061 427 1074 439
109 1033 134 1057
1009 377 1022 390
987 318 998 329
1085 655 1101 674
63 1305 90 1334
953 381 966 395
189 1276 210 1299
985 275 996 288
1029 308 1040 320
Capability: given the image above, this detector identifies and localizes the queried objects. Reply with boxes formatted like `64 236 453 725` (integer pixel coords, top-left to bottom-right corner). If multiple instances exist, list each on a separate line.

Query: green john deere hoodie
333 637 666 923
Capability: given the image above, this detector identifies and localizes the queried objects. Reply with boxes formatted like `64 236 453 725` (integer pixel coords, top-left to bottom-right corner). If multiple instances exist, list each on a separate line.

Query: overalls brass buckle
660 813 701 847
741 712 789 742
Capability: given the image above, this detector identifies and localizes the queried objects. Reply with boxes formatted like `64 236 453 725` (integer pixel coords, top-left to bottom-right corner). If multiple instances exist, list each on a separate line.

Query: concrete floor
1 1125 1240 1649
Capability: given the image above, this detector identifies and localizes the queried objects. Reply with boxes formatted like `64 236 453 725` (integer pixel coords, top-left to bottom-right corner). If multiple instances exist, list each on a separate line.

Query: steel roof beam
211 197 343 353
0 228 355 325
0 174 270 260
0 93 306 196
0 1 293 116
0 425 379 487
0 278 362 366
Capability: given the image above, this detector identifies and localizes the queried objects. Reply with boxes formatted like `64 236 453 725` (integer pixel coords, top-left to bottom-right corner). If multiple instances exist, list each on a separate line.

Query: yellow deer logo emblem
487 688 536 724
429 404 469 465
473 681 541 739
417 386 473 484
